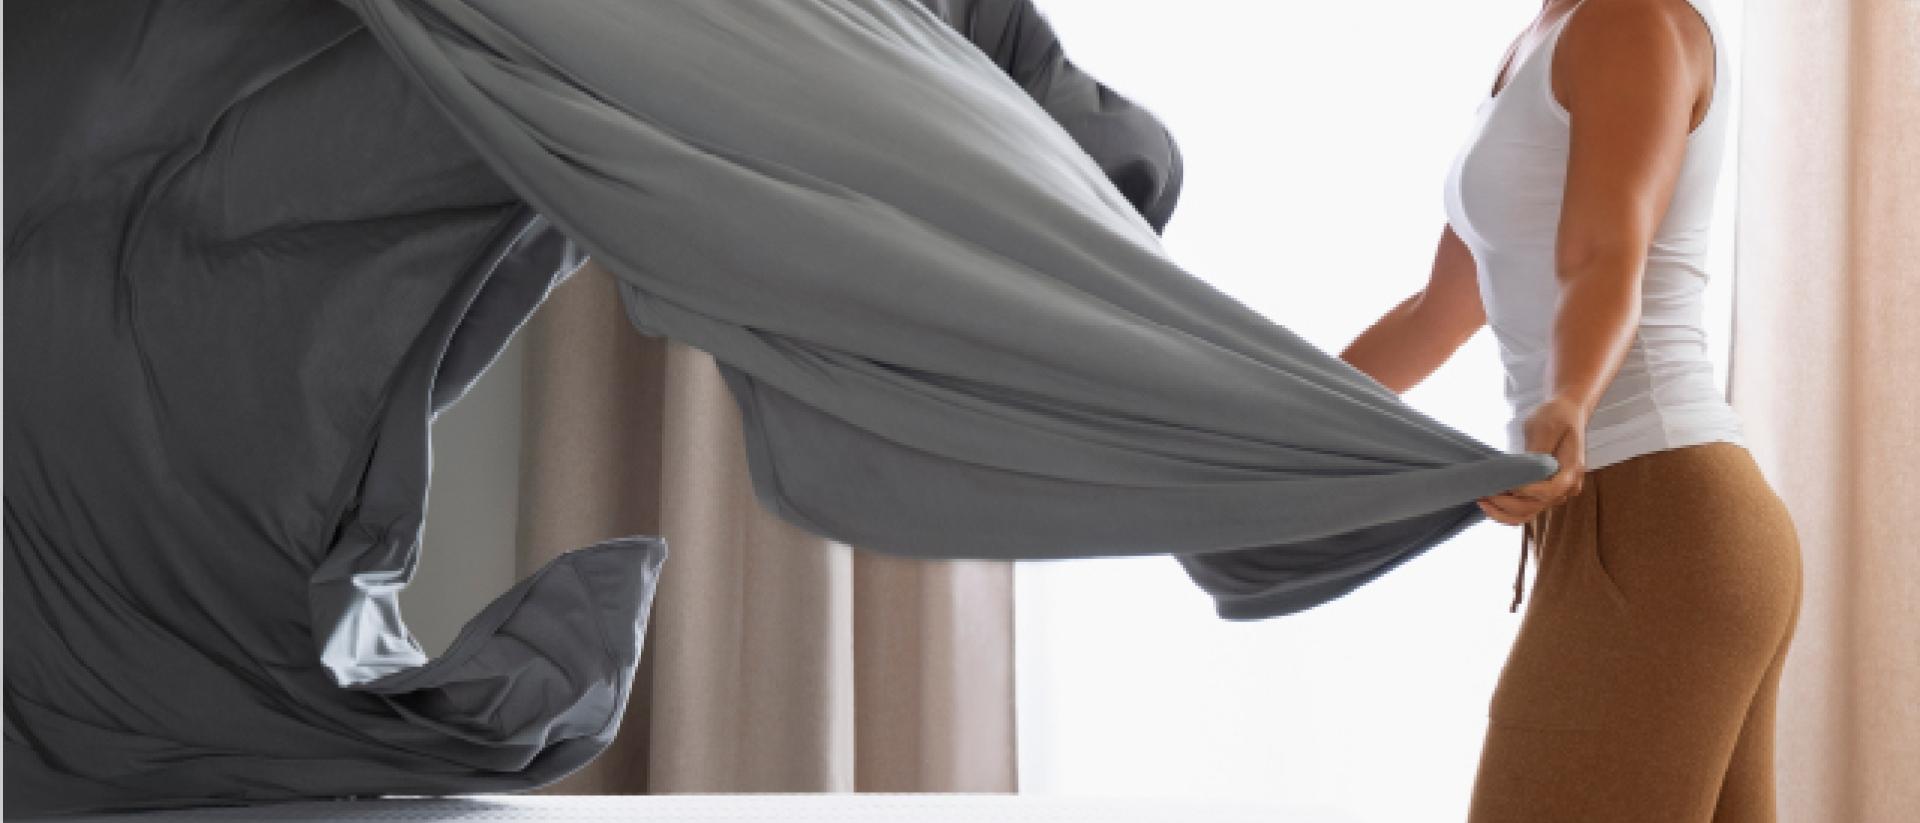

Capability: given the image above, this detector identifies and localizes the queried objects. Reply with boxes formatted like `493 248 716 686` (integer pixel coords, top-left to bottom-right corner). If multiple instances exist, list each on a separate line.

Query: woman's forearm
1340 293 1476 394
1545 252 1643 420
1341 226 1486 394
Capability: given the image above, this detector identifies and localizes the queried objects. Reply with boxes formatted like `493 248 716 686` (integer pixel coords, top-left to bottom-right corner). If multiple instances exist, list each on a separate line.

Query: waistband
1505 439 1755 612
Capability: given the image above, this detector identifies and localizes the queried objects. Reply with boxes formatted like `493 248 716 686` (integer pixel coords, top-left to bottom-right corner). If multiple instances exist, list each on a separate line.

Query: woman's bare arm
1544 0 1710 416
1479 0 1714 525
1339 224 1486 394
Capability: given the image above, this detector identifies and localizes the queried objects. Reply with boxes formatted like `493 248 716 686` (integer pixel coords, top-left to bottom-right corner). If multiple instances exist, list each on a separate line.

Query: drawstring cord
1510 515 1536 613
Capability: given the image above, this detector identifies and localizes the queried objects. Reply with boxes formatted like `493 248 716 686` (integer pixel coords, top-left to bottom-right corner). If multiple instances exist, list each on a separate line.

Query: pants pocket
1585 465 1631 613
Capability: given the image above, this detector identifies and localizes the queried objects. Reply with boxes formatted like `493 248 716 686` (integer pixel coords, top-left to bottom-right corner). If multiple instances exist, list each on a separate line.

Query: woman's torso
1442 0 1744 470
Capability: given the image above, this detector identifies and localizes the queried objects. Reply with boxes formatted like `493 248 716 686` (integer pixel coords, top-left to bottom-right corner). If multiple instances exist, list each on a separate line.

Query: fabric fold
5 3 662 815
6 0 1553 815
347 0 1557 618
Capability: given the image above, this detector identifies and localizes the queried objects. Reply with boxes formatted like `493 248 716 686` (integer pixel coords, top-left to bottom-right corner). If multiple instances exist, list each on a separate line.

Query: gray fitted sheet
4 0 1554 816
353 0 1555 598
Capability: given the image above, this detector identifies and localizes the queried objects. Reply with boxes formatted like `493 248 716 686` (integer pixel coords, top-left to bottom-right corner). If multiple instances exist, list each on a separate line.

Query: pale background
403 2 1743 821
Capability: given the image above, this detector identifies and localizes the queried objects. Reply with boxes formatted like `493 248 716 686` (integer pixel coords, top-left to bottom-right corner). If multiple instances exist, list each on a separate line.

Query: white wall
1015 2 1741 820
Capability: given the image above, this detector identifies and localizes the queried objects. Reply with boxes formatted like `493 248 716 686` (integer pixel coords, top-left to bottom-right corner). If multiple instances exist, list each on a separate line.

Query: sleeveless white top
1442 0 1744 471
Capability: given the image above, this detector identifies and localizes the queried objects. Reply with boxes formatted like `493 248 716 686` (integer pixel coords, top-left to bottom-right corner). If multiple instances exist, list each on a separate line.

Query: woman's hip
1491 441 1804 731
1532 440 1802 628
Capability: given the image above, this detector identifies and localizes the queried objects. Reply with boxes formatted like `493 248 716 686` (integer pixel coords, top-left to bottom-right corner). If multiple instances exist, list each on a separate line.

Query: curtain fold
1729 1 1919 820
517 263 1018 794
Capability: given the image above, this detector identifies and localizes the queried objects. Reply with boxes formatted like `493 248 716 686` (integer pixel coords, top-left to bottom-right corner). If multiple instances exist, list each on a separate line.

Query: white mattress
49 793 1342 822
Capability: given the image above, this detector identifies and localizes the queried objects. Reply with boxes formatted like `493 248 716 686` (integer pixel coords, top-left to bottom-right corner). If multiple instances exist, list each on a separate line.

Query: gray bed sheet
4 0 1553 816
353 0 1555 604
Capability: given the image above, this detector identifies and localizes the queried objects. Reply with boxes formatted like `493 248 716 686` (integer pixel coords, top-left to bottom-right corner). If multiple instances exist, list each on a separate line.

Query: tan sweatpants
1467 441 1804 823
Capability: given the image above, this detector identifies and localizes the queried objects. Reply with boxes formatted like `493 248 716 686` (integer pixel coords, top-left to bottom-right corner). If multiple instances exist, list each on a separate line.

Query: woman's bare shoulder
1557 0 1712 66
1553 0 1713 112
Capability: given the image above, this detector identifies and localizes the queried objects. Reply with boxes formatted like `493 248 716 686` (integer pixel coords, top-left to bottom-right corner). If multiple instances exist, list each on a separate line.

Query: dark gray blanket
4 0 1554 816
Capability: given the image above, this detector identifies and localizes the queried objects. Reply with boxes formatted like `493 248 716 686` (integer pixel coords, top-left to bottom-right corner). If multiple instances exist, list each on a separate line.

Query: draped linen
348 0 1555 609
6 0 1552 816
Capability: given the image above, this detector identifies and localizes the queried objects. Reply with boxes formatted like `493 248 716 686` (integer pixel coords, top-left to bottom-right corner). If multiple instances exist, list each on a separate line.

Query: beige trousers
1468 441 1804 822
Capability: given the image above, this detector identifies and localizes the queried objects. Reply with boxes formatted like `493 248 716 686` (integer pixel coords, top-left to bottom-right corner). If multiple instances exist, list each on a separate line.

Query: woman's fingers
1506 466 1577 506
1479 493 1537 525
1483 460 1585 527
1510 450 1585 508
1501 477 1557 502
1484 415 1589 527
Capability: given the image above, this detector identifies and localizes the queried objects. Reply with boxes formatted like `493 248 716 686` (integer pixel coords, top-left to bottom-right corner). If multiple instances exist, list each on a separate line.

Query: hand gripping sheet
3 0 1554 815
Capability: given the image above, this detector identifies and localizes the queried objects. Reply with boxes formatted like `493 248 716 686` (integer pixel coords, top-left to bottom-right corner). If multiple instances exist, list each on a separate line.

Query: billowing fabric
4 0 1554 816
919 0 1185 233
347 0 1555 606
5 2 667 816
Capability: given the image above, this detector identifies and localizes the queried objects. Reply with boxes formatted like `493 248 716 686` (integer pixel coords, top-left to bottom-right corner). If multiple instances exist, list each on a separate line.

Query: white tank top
1442 0 1744 471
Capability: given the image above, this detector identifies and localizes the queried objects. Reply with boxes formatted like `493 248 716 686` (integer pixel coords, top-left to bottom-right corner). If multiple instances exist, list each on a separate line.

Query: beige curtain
1729 1 1918 821
513 262 1018 794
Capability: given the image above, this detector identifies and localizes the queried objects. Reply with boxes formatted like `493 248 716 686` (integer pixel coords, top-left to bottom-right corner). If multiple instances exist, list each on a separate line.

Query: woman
1338 0 1804 819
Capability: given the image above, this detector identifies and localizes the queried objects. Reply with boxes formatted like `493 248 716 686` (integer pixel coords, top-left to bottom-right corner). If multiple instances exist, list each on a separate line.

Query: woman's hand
1478 396 1589 525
